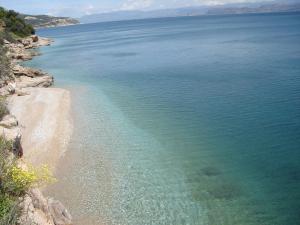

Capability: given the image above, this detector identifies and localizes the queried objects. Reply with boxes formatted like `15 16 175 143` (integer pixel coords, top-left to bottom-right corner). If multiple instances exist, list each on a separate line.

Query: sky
0 0 296 17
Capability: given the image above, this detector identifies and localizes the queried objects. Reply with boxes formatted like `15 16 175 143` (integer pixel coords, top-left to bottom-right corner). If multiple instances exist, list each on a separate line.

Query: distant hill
20 14 79 28
207 3 300 15
80 2 300 24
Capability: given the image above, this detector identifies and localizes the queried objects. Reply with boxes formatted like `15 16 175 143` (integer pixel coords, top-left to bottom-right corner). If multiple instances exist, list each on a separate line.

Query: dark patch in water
208 183 242 200
102 52 138 57
201 166 221 177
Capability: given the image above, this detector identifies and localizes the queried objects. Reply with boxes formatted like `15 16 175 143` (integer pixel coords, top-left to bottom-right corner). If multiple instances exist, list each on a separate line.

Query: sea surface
26 12 300 225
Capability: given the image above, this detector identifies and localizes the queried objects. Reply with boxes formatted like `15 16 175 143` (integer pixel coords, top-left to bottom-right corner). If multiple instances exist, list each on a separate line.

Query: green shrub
0 7 35 38
0 193 19 225
0 194 14 219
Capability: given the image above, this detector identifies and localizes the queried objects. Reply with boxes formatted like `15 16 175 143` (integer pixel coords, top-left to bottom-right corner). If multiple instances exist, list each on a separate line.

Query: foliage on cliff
0 45 13 85
0 133 56 224
0 6 35 38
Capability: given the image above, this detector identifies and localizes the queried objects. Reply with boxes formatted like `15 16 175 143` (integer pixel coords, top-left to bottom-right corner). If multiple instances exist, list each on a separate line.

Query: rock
30 189 52 219
15 87 30 96
48 199 72 225
0 114 18 128
0 82 17 95
3 39 10 44
36 37 52 47
7 82 16 94
32 35 39 42
20 38 32 48
16 75 54 88
0 86 10 96
17 189 72 225
0 126 19 141
13 64 49 78
18 193 54 225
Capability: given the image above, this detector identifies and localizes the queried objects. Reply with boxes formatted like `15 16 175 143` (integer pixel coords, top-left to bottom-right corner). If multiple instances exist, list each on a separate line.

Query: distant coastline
21 14 79 29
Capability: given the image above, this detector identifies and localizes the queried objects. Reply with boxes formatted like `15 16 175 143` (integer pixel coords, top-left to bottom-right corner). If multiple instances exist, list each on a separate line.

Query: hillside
20 14 79 28
80 2 300 24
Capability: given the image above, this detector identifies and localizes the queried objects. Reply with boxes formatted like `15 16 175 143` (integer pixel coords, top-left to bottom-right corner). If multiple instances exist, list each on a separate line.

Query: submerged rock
201 166 221 177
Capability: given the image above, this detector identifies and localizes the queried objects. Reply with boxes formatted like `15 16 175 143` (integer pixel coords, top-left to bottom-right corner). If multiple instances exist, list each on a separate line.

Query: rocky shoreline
0 35 72 225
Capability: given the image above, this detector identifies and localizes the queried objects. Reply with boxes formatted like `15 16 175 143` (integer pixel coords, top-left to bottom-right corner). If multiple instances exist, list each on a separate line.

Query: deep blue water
26 12 300 225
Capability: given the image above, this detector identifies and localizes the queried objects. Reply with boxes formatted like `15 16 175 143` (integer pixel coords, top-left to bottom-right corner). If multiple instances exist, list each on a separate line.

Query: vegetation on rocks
0 46 13 87
0 97 9 120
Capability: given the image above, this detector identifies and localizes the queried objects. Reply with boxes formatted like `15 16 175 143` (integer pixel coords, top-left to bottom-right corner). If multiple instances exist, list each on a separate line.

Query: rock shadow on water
208 183 243 200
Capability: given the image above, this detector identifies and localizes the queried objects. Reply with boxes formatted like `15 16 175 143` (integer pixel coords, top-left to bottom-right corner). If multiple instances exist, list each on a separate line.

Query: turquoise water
26 13 300 225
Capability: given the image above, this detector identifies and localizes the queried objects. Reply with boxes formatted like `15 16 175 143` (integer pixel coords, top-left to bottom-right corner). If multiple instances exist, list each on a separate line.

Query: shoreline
2 35 73 170
8 87 73 168
0 35 73 225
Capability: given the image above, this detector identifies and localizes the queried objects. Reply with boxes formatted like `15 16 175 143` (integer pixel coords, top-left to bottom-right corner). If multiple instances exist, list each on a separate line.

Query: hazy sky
0 0 294 17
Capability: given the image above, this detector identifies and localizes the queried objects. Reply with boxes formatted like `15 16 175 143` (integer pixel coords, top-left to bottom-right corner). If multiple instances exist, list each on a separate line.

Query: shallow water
26 12 300 225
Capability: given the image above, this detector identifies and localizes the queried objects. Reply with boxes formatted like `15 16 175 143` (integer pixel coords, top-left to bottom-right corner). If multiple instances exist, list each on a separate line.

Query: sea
25 12 300 225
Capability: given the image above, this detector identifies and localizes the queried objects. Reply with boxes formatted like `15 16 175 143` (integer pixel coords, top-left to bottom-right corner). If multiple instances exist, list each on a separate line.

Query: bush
2 163 56 196
0 7 35 38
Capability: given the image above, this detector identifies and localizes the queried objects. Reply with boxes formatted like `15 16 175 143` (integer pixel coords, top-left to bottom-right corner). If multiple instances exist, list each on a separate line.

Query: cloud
84 4 96 15
193 0 275 6
46 4 100 17
120 0 154 10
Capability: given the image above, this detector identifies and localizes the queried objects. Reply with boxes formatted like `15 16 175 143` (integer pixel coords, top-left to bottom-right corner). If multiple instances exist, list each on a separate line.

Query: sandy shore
8 87 72 168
